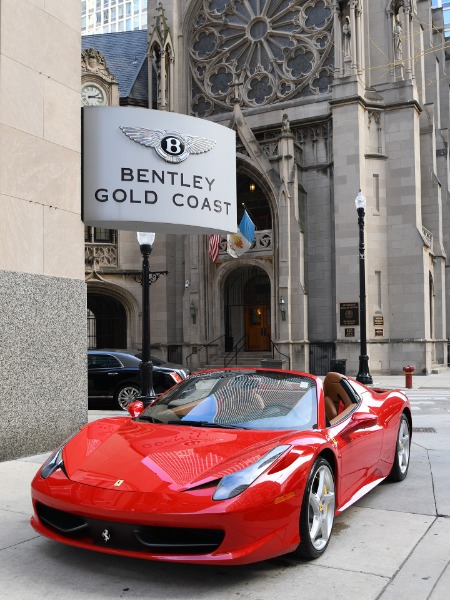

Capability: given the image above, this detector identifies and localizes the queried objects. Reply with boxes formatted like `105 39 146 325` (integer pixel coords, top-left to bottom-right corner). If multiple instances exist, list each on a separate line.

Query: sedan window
88 354 110 369
108 356 123 368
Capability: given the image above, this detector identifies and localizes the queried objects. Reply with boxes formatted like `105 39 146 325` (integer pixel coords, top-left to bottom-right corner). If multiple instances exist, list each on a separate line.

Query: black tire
114 383 140 411
388 413 411 482
296 457 335 559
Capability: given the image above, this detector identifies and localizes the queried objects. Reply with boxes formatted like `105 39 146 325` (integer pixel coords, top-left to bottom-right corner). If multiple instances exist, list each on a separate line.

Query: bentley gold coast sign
82 107 237 234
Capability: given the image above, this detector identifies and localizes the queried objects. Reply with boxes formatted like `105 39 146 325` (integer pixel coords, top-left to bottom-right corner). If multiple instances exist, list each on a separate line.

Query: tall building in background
82 0 148 35
433 0 450 34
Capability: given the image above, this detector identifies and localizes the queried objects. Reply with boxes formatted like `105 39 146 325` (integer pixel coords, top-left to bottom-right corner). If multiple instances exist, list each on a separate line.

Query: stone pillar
333 0 343 77
356 3 364 76
405 5 412 80
169 54 175 111
278 116 308 370
349 1 358 75
160 49 167 110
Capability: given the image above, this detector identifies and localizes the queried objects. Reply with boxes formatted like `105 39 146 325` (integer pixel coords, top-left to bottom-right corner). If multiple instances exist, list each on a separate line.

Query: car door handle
108 372 118 376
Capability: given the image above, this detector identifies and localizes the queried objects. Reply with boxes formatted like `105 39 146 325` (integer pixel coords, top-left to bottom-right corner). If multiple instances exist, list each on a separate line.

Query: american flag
208 234 221 262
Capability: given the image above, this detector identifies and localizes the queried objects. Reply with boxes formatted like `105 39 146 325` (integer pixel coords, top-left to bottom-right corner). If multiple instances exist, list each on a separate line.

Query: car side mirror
127 401 145 417
345 412 378 433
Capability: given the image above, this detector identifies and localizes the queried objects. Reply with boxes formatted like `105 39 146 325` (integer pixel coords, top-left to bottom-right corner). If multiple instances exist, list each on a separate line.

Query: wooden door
245 306 271 351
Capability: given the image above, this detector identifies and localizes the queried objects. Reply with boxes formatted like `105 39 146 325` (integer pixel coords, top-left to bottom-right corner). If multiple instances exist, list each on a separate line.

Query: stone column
356 2 363 76
333 0 342 77
160 49 167 110
278 117 308 370
169 53 175 111
405 5 412 80
350 0 358 75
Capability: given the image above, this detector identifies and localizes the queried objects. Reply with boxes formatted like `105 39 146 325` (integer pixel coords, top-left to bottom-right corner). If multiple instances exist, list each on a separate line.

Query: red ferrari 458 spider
31 368 411 565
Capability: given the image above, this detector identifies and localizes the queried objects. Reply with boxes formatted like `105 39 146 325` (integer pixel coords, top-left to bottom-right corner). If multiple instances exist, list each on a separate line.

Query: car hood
63 417 300 493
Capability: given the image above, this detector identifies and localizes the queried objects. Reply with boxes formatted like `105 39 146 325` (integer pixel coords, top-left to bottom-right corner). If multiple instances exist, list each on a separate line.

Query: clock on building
81 83 107 106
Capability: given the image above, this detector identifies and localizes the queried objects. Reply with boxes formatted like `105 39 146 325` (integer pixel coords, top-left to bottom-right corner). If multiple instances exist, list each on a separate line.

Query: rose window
189 0 334 116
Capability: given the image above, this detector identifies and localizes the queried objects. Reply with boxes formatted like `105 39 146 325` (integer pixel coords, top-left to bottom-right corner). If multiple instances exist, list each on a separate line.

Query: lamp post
355 191 373 384
137 231 157 405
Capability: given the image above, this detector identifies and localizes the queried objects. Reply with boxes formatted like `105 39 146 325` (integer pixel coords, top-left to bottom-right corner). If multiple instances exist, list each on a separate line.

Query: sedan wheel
296 457 335 559
388 413 411 482
114 384 140 411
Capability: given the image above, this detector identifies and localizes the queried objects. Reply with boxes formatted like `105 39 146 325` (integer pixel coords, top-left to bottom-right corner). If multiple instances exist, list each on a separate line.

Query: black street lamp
137 231 157 405
355 191 373 385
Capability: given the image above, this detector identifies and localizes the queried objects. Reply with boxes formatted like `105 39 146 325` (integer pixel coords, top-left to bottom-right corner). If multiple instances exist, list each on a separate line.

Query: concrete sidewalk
1 372 449 600
371 369 450 390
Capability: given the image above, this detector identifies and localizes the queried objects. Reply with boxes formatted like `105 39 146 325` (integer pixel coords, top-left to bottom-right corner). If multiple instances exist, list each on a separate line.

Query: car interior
323 372 359 426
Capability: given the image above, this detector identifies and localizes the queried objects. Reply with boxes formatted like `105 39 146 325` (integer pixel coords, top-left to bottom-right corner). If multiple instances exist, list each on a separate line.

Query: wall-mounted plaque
345 328 355 338
374 315 384 326
340 303 359 326
375 329 384 337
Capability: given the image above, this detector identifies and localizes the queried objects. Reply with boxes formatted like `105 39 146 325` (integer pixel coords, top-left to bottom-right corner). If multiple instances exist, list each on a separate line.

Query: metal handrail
186 333 291 371
224 335 248 367
185 334 225 366
224 337 291 369
270 340 291 370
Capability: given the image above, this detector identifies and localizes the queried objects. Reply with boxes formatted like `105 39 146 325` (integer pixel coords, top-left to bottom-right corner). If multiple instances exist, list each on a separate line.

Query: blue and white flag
227 211 256 258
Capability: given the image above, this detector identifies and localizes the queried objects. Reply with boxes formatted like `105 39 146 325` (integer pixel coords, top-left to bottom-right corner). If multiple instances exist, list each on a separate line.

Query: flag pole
241 203 256 225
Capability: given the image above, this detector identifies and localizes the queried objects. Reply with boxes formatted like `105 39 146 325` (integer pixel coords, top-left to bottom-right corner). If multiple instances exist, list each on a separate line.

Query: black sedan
88 350 190 410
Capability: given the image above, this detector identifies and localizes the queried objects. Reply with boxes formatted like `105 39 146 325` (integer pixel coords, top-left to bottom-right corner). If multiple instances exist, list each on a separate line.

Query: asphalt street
1 372 449 600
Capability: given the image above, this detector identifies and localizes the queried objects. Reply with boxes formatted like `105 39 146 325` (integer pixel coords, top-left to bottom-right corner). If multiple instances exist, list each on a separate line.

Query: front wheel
114 384 140 411
388 413 411 482
296 457 335 559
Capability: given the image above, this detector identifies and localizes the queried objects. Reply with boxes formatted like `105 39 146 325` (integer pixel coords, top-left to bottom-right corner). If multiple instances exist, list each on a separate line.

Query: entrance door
245 306 271 351
87 293 127 349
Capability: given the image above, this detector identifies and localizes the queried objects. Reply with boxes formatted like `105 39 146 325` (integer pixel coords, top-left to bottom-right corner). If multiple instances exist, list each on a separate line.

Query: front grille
35 502 224 554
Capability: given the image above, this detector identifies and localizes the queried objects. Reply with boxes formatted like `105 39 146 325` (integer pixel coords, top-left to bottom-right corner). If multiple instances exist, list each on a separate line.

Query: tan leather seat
324 395 338 421
323 371 353 411
323 372 356 425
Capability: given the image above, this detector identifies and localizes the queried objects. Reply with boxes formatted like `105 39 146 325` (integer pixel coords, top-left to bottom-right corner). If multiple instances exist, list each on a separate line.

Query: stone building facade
0 0 86 460
83 0 450 377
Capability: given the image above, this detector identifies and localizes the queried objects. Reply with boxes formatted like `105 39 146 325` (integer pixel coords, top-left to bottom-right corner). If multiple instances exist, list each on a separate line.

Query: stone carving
189 0 334 116
81 48 117 83
217 230 273 257
85 245 118 268
342 16 351 59
282 114 291 133
393 16 402 61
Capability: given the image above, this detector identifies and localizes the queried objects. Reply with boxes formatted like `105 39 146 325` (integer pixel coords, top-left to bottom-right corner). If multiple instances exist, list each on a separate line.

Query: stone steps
202 352 272 370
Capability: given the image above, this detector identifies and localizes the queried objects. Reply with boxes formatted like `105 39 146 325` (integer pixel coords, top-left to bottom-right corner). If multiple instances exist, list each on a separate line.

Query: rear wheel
388 413 411 482
114 384 140 411
296 457 335 559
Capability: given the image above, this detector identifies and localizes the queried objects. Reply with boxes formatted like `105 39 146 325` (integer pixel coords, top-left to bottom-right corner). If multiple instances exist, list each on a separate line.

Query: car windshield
139 370 318 430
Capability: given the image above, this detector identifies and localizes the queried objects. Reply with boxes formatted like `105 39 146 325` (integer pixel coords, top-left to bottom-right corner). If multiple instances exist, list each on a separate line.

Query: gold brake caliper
322 484 328 513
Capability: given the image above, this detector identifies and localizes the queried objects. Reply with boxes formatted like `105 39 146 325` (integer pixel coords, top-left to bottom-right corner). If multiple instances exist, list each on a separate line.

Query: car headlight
41 447 65 479
40 433 76 479
212 445 291 501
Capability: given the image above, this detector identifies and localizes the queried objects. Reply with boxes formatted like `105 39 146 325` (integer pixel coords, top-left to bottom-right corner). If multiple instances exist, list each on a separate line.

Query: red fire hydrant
403 365 415 389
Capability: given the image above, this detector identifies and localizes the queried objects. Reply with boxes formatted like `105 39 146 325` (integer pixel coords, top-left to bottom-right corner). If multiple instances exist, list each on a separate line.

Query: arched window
87 308 97 349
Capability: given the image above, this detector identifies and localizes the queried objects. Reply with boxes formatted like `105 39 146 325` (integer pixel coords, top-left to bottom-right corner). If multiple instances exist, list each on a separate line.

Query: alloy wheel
308 463 336 552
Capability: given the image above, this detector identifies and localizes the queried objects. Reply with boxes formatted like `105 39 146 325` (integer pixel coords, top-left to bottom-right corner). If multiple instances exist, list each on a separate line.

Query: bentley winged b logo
119 126 216 164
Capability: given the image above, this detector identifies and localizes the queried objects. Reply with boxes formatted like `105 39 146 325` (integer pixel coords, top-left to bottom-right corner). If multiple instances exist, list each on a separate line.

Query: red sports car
31 369 411 565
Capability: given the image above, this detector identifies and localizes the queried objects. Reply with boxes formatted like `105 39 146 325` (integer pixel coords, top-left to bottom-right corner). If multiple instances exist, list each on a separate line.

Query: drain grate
412 427 436 433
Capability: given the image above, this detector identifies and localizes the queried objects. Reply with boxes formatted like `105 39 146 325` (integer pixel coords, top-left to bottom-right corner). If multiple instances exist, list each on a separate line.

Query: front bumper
31 472 302 565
